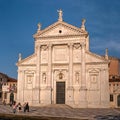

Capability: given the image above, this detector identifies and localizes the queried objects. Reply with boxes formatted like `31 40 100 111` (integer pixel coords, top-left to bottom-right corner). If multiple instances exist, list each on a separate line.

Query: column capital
48 43 52 48
73 43 81 49
67 43 73 47
81 42 86 48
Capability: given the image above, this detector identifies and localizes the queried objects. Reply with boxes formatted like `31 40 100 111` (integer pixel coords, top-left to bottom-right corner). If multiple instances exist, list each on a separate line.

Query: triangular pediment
34 21 88 38
86 51 109 63
17 54 36 66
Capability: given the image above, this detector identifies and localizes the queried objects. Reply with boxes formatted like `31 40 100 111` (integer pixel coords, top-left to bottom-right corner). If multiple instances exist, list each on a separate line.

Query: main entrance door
56 82 65 104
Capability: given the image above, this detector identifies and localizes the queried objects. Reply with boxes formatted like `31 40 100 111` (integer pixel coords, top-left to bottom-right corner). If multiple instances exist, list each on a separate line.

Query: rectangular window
110 94 113 102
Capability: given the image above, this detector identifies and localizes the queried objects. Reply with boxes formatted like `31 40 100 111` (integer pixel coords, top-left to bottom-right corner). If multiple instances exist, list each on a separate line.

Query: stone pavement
0 104 120 120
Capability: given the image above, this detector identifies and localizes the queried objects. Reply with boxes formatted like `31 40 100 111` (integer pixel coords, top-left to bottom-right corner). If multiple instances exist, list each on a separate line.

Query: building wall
17 15 109 108
0 73 17 104
109 57 120 76
109 57 120 108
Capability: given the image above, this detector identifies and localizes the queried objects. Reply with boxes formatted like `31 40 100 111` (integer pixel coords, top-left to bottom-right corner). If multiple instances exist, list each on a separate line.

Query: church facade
17 10 109 108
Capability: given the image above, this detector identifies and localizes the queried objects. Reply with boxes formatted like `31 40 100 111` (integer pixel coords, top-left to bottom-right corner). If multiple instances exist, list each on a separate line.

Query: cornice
86 62 108 65
17 64 36 66
34 34 88 40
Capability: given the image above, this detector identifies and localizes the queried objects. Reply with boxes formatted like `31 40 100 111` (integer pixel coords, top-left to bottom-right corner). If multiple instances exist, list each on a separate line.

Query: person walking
26 102 29 112
23 102 26 112
17 102 22 112
23 102 29 112
12 102 17 114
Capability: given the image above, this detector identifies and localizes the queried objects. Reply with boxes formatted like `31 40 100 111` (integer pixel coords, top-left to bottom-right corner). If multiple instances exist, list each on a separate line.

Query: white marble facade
17 10 109 108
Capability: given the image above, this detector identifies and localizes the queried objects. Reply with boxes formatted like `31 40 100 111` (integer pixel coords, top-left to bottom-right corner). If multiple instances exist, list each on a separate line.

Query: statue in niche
27 75 32 84
75 72 79 83
42 73 46 84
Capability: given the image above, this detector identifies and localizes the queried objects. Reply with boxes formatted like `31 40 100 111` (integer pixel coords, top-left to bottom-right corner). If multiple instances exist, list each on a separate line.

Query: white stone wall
17 20 109 108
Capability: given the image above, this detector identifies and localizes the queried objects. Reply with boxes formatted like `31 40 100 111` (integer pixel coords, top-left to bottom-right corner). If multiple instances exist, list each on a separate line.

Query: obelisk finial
57 9 63 21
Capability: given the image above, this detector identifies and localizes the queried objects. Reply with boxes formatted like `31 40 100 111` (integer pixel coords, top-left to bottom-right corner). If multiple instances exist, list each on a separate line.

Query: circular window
59 30 62 33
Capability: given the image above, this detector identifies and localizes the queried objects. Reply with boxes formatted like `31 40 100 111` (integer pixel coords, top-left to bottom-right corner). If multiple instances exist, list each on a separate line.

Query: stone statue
57 9 63 21
37 23 41 31
75 72 79 83
42 73 46 84
82 19 86 26
81 18 86 30
18 53 22 61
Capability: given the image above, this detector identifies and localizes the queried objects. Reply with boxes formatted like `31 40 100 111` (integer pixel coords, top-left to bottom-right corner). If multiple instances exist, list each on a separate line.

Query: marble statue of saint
37 23 41 31
57 9 63 21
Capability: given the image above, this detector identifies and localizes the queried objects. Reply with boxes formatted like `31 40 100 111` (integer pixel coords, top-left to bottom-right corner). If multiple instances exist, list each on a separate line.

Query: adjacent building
0 72 17 104
17 10 109 108
109 57 120 108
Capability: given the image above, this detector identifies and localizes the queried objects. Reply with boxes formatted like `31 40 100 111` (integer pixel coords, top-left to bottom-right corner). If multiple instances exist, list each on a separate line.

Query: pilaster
69 43 73 87
47 44 52 87
46 43 52 104
32 45 40 104
67 43 74 105
79 43 87 108
100 68 109 107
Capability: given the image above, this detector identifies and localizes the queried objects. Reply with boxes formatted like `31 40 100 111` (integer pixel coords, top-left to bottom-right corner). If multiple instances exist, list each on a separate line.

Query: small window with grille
110 94 113 102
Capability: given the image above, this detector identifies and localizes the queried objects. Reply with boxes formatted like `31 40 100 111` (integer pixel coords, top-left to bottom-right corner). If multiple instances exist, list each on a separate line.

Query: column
17 70 24 103
32 44 40 104
100 68 109 107
81 43 86 88
69 43 73 87
17 70 21 102
47 44 52 87
36 45 40 88
67 43 74 106
46 44 52 104
79 43 87 108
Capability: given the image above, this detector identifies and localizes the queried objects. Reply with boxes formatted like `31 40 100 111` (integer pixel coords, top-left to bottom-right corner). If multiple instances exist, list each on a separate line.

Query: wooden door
56 82 65 104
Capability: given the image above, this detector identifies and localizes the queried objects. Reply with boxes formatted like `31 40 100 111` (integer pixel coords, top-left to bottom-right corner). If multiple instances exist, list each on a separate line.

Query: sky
0 0 120 79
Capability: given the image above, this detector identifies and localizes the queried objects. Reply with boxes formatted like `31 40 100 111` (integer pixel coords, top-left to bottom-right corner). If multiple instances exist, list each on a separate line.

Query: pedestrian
26 102 29 112
12 102 17 114
17 102 22 112
23 102 26 112
23 102 29 112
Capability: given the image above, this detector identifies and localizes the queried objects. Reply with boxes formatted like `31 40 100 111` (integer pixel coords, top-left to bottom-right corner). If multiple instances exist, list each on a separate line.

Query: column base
79 87 88 108
66 86 74 105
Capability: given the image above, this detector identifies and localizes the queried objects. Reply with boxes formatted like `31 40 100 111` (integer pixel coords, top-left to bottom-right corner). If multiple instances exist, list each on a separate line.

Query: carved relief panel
88 69 100 90
53 45 68 63
41 45 48 64
53 70 67 81
73 43 81 63
24 71 35 89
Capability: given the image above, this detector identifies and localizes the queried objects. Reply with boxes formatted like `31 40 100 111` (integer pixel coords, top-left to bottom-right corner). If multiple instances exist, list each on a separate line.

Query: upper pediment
33 21 88 38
